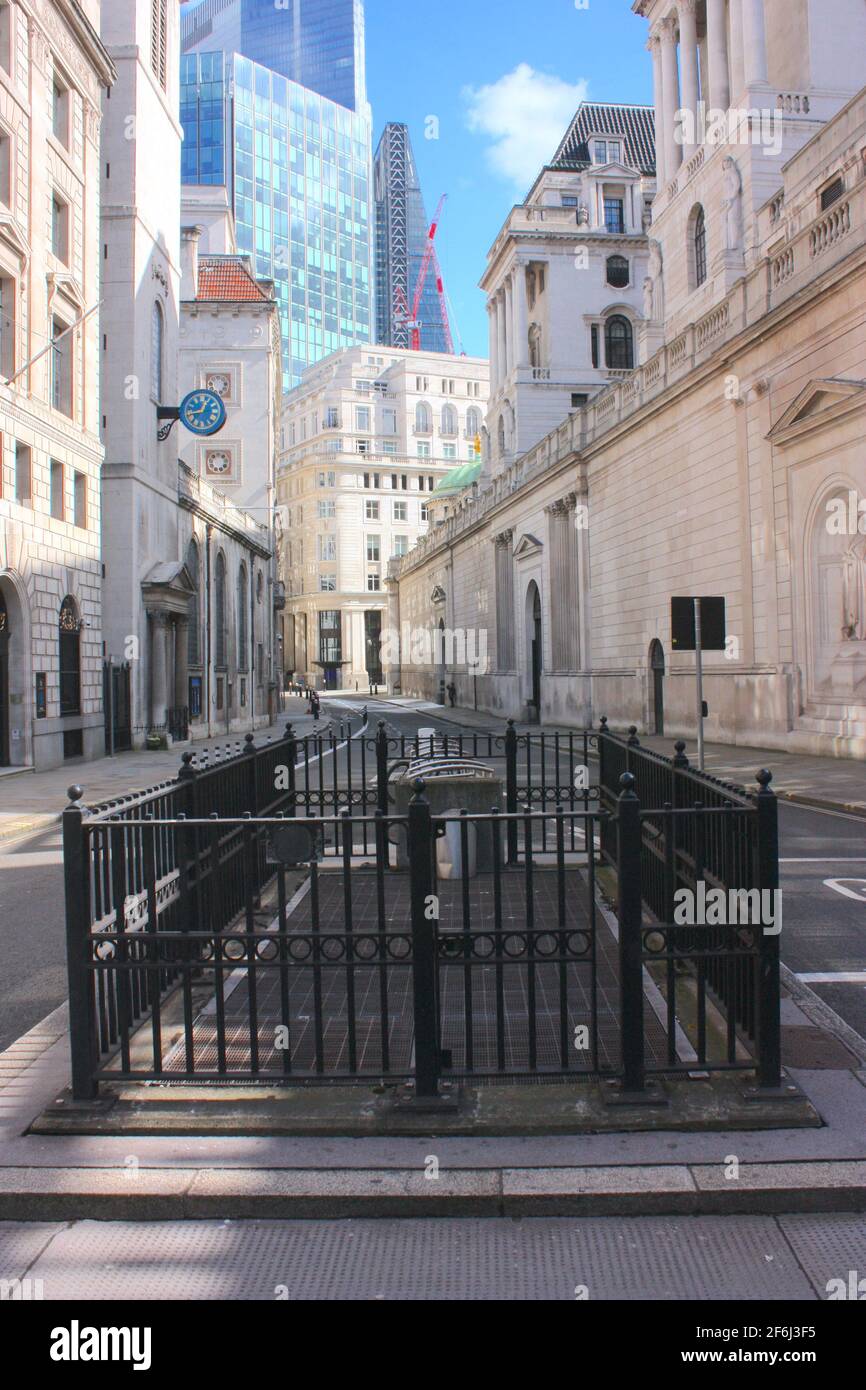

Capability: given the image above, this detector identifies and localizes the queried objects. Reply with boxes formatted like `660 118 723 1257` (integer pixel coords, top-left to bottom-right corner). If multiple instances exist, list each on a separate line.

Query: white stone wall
0 0 112 769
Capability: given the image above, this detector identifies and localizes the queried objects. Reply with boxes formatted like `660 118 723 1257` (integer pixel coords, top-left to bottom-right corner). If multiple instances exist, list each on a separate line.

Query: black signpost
671 597 726 771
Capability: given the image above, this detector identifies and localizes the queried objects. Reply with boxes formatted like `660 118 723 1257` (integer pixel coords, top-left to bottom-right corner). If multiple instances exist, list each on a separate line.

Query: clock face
179 389 227 437
206 451 231 475
207 373 231 398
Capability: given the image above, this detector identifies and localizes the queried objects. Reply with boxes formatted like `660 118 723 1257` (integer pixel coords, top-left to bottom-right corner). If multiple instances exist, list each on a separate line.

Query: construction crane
393 194 454 354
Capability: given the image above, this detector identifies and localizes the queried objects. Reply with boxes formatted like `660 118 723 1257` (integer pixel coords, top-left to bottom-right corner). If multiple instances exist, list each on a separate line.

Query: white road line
796 972 866 984
781 857 866 862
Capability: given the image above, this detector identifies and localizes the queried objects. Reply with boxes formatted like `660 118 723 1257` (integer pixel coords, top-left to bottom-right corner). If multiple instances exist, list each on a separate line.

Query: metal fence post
376 720 389 816
407 779 440 1098
505 718 518 864
63 786 98 1100
244 732 258 815
755 769 782 1089
616 771 645 1093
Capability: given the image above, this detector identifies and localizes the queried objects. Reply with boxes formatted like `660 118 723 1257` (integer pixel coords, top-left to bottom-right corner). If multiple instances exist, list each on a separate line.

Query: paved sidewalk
0 698 357 833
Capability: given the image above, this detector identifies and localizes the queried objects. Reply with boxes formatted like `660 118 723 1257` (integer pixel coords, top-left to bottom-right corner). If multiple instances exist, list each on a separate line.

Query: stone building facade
0 0 114 770
278 346 488 690
394 0 866 757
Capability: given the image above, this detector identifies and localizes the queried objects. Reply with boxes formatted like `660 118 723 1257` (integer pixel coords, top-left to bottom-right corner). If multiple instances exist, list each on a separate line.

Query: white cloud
463 64 589 190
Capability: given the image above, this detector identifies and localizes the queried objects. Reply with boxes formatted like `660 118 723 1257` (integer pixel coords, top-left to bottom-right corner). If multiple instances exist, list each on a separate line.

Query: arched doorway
650 639 665 735
0 587 9 766
526 581 542 715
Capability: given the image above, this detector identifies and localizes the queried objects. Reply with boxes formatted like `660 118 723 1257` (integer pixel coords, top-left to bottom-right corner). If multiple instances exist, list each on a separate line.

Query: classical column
706 0 731 112
488 300 499 389
503 275 513 377
175 616 189 714
496 290 507 390
149 610 168 730
727 0 745 105
647 32 666 188
512 263 528 371
659 16 682 184
678 0 700 161
742 0 768 87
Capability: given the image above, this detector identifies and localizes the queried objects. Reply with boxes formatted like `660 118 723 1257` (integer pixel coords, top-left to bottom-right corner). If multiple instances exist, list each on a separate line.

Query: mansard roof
197 255 272 302
551 102 656 176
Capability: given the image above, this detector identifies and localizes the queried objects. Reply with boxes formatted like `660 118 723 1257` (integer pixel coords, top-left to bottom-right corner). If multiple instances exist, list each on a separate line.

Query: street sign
670 596 727 771
671 596 726 651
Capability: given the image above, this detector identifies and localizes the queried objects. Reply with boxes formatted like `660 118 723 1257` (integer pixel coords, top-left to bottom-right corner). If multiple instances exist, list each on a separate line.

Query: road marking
796 972 866 984
782 857 866 862
823 877 866 901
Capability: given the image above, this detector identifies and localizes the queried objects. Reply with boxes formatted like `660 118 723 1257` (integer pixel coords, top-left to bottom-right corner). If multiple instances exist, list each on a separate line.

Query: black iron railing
62 713 781 1099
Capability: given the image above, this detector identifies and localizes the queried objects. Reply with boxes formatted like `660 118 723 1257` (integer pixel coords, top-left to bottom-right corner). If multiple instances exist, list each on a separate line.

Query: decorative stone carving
647 239 663 320
722 157 743 252
842 538 866 640
528 322 542 369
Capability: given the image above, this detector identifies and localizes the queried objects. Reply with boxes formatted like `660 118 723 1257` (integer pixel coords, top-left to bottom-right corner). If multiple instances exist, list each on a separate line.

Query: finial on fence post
755 768 774 795
244 732 256 755
599 715 608 733
178 750 196 782
672 740 689 769
627 726 640 748
66 785 84 808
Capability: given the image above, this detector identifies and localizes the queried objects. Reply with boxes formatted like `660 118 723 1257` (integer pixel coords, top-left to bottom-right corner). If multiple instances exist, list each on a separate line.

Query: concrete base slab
29 1071 821 1139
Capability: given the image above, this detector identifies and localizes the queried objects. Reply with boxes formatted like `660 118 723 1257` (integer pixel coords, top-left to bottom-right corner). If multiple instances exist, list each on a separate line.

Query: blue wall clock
178 389 227 437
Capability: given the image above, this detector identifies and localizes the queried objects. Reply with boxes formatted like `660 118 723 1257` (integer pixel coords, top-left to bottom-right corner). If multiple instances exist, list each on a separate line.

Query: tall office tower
180 51 374 391
180 0 367 113
374 124 451 354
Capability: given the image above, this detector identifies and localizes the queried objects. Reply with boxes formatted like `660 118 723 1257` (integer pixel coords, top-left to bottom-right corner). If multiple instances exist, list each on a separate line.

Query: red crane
393 194 454 354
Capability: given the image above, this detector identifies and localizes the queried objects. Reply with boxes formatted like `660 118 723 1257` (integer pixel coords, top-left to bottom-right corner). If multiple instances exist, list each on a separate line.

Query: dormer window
593 140 607 164
608 140 622 163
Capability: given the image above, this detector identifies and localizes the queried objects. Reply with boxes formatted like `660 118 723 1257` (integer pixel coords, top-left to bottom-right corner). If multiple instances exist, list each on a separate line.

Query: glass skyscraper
181 0 367 113
180 50 373 391
374 123 451 354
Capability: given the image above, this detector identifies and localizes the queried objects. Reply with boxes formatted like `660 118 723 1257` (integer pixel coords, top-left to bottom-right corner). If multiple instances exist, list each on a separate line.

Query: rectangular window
392 535 408 557
382 407 397 434
366 535 380 562
0 130 11 207
319 574 336 592
417 442 430 458
317 470 336 487
325 407 339 428
561 195 578 208
50 459 64 520
73 470 87 528
401 475 408 490
366 573 381 592
14 441 30 504
365 498 379 520
355 405 370 430
319 610 342 664
51 316 73 415
443 444 456 460
0 274 13 378
594 140 607 163
608 140 622 163
151 0 168 90
591 324 599 369
393 500 407 522
820 177 844 211
317 499 336 517
356 438 370 454
317 534 337 561
52 74 70 148
420 503 429 523
381 440 397 455
604 198 624 234
0 3 10 75
51 195 69 262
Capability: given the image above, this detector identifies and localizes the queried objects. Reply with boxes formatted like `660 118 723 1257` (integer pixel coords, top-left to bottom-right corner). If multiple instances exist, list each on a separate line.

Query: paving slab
185 1166 502 1218
502 1164 697 1216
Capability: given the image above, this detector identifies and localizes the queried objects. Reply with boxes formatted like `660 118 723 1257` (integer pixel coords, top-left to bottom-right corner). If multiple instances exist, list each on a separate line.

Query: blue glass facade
181 50 373 391
181 0 366 113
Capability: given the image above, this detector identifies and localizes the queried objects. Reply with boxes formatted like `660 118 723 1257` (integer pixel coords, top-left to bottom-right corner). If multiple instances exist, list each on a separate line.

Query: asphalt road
0 695 864 1055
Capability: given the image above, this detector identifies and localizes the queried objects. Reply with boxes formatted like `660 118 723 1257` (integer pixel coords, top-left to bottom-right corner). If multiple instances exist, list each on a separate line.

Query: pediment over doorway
513 533 543 560
141 560 196 616
767 378 866 445
431 585 447 605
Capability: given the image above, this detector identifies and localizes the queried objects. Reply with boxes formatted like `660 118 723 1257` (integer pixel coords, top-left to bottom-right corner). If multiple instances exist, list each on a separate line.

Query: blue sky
365 0 654 357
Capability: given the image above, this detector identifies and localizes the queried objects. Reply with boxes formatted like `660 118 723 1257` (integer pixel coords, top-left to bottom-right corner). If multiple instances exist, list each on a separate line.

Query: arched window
606 254 630 288
186 539 200 665
151 300 164 402
441 403 456 436
415 402 431 433
466 406 480 438
604 315 634 370
58 595 81 716
237 563 248 671
215 552 227 668
694 206 707 287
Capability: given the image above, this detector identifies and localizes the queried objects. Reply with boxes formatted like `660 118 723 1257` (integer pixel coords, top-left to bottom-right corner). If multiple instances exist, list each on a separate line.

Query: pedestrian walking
447 680 457 708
